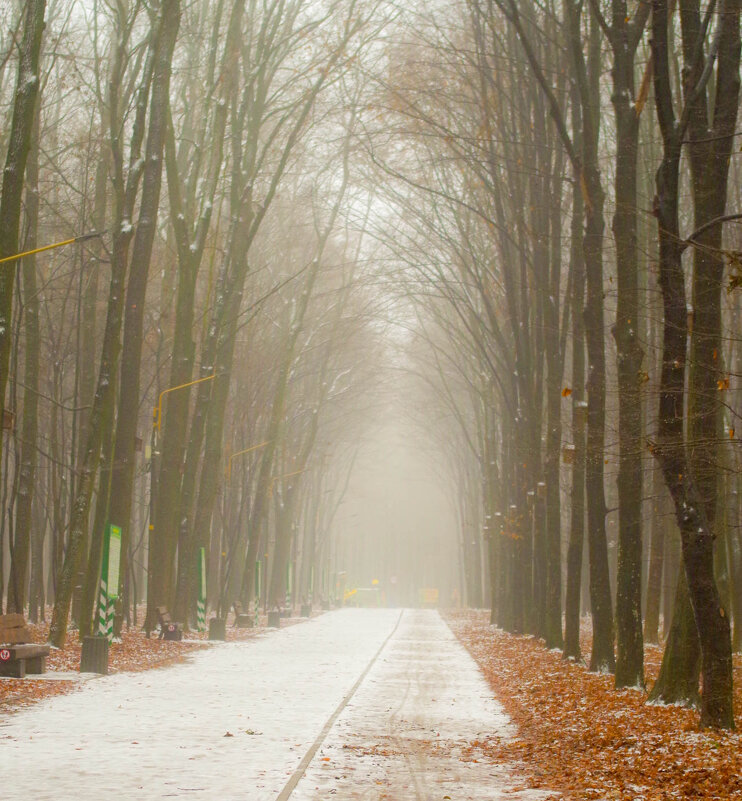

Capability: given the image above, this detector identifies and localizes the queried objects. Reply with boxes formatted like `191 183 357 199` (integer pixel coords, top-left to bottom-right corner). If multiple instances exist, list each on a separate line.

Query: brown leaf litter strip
445 609 742 801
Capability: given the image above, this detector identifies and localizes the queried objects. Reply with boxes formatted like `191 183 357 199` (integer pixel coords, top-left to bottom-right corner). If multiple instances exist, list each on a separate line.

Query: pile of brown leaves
447 609 742 801
0 609 309 715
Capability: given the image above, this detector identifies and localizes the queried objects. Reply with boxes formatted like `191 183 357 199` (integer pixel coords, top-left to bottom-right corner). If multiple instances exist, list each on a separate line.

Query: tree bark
563 88 586 662
643 476 666 645
649 0 735 728
8 101 41 613
505 0 615 669
107 0 180 635
48 6 164 648
603 0 649 689
648 571 701 706
0 0 46 480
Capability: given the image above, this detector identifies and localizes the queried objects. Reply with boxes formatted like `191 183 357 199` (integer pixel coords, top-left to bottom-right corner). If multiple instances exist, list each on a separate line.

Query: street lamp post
152 371 217 434
146 372 216 635
268 467 308 495
265 467 309 604
0 230 103 266
225 440 272 480
221 439 272 619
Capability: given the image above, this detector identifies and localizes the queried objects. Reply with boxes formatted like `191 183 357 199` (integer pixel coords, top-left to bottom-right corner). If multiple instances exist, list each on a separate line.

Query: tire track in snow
275 609 404 801
386 644 425 800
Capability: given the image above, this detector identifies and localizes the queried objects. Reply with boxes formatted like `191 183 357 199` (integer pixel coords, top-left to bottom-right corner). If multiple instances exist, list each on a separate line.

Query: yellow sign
419 588 439 606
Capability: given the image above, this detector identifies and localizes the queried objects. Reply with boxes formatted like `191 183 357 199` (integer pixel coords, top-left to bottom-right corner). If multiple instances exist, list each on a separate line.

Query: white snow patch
0 610 398 800
0 611 554 800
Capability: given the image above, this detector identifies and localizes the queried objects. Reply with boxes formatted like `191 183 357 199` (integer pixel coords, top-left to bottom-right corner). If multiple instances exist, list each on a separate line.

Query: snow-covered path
290 609 546 800
1 609 547 800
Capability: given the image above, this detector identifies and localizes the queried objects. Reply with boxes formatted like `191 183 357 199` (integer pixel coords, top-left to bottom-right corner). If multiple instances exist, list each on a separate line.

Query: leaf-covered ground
446 609 742 801
0 609 307 714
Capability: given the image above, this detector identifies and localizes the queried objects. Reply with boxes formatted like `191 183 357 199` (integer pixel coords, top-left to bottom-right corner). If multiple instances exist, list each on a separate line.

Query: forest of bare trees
1 0 740 731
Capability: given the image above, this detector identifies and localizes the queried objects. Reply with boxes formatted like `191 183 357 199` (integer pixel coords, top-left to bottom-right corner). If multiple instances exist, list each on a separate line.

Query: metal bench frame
155 606 183 641
232 602 253 628
0 614 50 678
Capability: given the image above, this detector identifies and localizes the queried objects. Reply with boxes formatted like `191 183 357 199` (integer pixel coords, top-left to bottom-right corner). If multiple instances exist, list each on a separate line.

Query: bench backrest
155 606 172 624
0 613 32 644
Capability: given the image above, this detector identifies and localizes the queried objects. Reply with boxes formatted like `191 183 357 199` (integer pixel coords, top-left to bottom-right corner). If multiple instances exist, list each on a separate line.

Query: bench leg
24 655 46 674
0 660 25 678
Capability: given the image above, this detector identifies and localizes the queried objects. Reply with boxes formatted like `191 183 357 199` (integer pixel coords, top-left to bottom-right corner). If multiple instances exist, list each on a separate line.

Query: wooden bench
0 614 50 678
232 602 253 628
156 606 182 641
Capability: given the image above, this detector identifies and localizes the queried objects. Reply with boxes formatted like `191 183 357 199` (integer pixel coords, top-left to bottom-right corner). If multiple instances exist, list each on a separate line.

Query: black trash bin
80 636 109 674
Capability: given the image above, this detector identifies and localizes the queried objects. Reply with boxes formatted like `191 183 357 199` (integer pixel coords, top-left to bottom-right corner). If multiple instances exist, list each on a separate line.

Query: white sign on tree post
97 524 121 641
254 560 261 625
197 547 207 632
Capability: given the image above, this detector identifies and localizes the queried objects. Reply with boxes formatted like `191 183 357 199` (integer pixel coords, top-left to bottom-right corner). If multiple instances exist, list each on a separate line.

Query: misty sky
332 421 460 606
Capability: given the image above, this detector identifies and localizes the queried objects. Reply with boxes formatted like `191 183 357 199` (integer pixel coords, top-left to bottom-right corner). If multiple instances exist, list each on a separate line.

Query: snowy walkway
1 609 548 800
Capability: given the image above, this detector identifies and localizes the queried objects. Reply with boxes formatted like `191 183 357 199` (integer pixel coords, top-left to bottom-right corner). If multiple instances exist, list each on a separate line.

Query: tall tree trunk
648 571 701 706
79 396 116 636
582 168 615 673
605 0 650 689
161 0 244 625
162 199 252 627
643 474 666 645
649 0 735 728
544 126 566 650
108 0 180 635
28 486 45 621
177 284 244 623
731 480 742 652
0 0 45 481
77 141 109 476
48 225 130 647
48 6 166 647
269 487 297 609
681 0 739 729
563 91 586 662
498 0 614 665
240 258 323 606
8 101 41 613
572 3 615 674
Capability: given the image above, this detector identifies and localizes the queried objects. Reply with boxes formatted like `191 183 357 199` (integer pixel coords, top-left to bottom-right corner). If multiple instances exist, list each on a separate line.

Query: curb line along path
275 611 403 800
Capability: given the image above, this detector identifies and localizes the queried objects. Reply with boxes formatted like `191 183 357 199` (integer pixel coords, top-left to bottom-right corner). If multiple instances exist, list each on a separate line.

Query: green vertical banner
254 560 261 624
286 560 293 609
197 547 207 632
97 524 121 641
